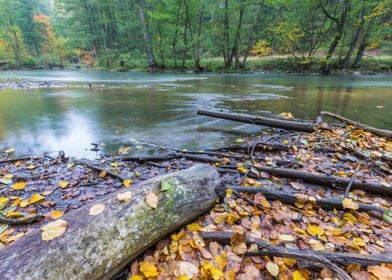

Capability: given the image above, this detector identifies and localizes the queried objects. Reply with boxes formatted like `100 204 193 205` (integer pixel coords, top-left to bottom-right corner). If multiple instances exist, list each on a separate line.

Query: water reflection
0 71 391 157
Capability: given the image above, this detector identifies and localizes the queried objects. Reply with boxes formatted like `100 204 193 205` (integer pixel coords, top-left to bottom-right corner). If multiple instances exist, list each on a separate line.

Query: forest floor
0 113 391 279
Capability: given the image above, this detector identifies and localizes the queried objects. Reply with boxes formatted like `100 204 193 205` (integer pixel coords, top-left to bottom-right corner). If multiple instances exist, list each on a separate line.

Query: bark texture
0 164 221 280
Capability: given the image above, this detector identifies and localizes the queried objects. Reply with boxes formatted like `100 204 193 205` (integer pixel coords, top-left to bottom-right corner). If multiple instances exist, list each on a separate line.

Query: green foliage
0 0 390 71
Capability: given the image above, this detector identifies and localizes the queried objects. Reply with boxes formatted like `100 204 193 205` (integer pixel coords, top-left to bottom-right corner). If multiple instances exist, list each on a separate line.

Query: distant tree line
0 0 390 72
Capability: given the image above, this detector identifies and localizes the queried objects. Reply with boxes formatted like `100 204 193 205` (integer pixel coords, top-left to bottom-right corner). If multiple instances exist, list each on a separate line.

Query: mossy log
0 164 221 280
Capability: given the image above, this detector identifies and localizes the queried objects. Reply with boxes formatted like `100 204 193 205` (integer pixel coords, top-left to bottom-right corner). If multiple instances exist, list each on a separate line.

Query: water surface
0 70 391 157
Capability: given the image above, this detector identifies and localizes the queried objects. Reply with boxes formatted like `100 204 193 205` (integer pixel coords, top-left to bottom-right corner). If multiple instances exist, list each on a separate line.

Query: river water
0 70 391 158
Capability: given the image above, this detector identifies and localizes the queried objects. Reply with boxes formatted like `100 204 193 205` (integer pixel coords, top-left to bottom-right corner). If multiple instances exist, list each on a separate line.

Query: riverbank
0 110 391 279
2 56 392 75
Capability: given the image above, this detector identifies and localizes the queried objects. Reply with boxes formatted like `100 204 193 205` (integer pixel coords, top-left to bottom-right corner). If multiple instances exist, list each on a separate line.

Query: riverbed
0 70 391 158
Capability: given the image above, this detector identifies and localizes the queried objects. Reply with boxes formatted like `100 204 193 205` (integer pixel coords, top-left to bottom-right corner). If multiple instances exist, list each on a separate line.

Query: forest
0 0 391 73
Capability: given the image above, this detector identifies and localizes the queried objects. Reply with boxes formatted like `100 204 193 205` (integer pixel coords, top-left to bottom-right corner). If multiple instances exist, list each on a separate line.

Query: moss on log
0 164 221 280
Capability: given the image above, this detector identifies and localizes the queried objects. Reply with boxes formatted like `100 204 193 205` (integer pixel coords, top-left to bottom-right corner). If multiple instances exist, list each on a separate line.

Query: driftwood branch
0 156 33 164
256 166 392 196
76 160 128 182
321 111 392 138
197 109 315 132
228 186 388 218
201 231 392 266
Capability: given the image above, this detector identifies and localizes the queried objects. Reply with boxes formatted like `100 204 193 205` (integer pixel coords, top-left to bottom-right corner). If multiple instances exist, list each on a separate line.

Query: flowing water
0 70 391 158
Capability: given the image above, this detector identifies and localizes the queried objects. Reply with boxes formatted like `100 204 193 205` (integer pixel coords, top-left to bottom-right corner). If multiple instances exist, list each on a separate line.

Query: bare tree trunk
353 18 374 68
322 0 351 74
222 0 230 65
172 2 182 69
226 0 245 68
137 0 157 71
241 1 264 68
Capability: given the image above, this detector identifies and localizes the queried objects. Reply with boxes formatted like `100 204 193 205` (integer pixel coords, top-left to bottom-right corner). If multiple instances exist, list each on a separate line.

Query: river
0 70 391 158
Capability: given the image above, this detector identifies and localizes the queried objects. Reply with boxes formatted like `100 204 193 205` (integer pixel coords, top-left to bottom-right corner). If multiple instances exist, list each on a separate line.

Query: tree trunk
137 0 157 71
322 0 351 74
226 0 245 68
353 18 374 68
0 165 221 280
241 1 264 68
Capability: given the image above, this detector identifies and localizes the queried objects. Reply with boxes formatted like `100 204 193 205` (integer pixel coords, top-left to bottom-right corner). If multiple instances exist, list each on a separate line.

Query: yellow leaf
146 192 158 209
20 199 29 208
89 204 105 216
27 165 36 170
343 212 357 222
4 174 13 179
367 265 392 280
187 223 202 232
41 219 68 241
12 182 26 190
29 194 45 204
283 139 289 145
140 262 159 277
50 210 64 219
117 191 132 203
59 181 70 188
0 197 9 208
6 211 23 218
226 189 232 198
307 225 324 237
215 252 227 270
67 162 75 168
129 275 144 280
177 275 190 280
342 198 359 210
266 261 280 277
98 170 107 178
237 166 249 173
293 270 307 280
309 239 325 251
123 179 132 187
279 234 295 242
171 231 184 241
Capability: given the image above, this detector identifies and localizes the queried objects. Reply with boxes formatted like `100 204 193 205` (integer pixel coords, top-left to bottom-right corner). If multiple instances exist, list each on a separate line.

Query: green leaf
383 211 392 224
0 224 8 235
160 180 174 192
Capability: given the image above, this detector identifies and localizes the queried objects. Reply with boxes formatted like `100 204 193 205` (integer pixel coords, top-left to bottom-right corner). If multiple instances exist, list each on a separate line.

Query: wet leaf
41 219 68 241
367 265 392 280
117 191 132 203
29 194 45 204
382 211 392 224
0 178 12 185
293 270 307 280
187 223 202 232
0 198 9 208
146 192 158 209
266 261 280 277
342 198 359 210
50 210 64 219
177 261 199 278
12 182 26 190
161 180 174 192
123 179 132 187
140 261 159 277
307 225 324 237
98 170 107 178
6 211 23 218
89 204 105 216
59 181 70 188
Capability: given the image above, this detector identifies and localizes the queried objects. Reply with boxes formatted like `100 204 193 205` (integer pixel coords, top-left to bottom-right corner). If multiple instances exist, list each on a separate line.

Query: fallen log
228 186 389 219
0 164 221 280
256 166 392 196
201 231 392 266
321 111 392 138
0 156 34 164
197 109 315 132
